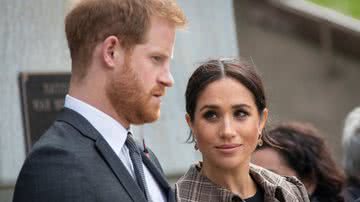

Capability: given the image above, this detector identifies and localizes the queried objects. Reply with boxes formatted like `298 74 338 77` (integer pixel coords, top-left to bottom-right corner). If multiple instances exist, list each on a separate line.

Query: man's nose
159 64 174 87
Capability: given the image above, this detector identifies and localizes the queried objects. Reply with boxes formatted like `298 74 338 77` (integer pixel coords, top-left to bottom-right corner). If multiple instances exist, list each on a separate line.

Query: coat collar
250 164 309 202
176 162 309 202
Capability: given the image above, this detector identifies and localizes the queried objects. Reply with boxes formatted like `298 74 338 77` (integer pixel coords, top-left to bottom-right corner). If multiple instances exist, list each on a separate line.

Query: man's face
107 16 176 125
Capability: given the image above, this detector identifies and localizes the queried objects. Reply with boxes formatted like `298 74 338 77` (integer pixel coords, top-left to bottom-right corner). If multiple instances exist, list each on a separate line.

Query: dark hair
65 0 187 79
185 58 267 142
258 122 345 202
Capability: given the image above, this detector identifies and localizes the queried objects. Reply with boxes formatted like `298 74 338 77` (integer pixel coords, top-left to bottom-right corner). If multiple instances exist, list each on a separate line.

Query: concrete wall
234 0 360 162
0 0 239 201
0 1 70 200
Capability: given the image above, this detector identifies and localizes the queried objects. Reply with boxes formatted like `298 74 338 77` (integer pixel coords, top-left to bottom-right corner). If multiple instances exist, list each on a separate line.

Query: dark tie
125 132 150 201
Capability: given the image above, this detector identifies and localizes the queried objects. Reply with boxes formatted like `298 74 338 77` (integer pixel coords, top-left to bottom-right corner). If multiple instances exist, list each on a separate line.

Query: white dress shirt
64 95 166 202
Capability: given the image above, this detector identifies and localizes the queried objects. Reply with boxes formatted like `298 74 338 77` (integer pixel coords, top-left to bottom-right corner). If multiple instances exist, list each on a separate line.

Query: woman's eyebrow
199 105 218 112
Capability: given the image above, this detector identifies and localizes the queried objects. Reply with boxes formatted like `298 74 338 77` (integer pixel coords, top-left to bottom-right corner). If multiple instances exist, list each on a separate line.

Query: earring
194 141 199 150
257 134 263 147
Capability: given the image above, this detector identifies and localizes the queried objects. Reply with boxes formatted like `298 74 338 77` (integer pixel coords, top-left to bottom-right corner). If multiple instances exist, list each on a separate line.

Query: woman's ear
258 108 268 134
185 113 192 129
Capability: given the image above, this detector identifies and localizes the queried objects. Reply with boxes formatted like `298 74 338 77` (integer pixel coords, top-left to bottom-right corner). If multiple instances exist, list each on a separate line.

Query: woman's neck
201 162 257 199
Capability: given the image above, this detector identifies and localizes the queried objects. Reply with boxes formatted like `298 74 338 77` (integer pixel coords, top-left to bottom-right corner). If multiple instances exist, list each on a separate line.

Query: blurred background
0 0 359 201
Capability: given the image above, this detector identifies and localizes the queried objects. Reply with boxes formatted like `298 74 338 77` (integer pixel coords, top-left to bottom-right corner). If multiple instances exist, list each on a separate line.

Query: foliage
310 0 360 19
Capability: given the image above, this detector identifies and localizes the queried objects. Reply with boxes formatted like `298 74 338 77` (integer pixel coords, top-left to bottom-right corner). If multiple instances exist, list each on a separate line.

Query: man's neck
68 82 130 129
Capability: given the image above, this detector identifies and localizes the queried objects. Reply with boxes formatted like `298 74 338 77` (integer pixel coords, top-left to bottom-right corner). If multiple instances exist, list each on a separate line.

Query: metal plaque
18 72 71 153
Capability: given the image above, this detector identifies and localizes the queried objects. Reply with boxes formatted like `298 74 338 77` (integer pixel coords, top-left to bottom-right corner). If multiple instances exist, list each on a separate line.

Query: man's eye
203 111 217 120
152 56 162 63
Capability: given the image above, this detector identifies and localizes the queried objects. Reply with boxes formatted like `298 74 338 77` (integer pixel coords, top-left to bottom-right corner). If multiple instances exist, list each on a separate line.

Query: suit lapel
95 138 147 202
57 108 147 202
141 152 175 202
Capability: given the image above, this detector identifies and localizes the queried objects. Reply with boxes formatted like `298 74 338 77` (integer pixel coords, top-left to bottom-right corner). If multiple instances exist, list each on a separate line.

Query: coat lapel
141 152 175 202
56 108 147 202
95 138 147 202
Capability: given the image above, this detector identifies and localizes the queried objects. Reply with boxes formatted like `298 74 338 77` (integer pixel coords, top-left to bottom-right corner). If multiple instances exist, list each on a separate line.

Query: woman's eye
234 110 248 119
203 111 217 120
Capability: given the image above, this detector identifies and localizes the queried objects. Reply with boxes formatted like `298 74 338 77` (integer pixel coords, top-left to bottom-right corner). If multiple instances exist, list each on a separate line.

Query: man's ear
102 36 124 68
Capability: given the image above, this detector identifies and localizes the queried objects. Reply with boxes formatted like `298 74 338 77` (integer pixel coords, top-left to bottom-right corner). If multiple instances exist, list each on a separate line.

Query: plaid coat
175 163 310 202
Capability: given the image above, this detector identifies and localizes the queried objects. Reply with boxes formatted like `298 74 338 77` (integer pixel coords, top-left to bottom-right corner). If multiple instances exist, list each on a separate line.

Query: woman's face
186 78 267 171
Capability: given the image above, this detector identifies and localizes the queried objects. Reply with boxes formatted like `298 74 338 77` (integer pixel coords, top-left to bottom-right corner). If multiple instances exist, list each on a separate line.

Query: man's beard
106 59 161 125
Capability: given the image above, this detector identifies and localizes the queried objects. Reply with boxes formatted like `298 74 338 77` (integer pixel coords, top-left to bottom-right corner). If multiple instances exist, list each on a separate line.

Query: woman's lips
215 144 242 154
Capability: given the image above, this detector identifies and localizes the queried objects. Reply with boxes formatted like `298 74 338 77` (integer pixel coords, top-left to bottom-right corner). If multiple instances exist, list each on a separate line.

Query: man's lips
152 90 165 97
152 94 164 103
153 93 164 97
152 92 164 105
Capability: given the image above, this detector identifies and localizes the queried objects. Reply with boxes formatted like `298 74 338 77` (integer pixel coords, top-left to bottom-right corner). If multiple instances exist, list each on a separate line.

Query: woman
175 58 309 202
252 122 345 202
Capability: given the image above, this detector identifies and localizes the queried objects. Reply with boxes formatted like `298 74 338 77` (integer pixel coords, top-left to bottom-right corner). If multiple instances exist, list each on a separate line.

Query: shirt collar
64 94 128 155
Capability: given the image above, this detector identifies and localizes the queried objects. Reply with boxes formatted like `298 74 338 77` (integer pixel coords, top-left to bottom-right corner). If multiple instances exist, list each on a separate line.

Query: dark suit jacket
13 108 174 202
343 180 360 202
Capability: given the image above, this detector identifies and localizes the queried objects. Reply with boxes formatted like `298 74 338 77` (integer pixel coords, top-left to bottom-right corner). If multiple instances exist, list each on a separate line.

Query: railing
269 0 360 34
267 0 360 59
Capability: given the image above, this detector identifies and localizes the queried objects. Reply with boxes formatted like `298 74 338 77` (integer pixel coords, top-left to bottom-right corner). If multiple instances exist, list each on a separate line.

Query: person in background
13 0 187 201
176 58 309 202
252 122 345 202
342 107 360 201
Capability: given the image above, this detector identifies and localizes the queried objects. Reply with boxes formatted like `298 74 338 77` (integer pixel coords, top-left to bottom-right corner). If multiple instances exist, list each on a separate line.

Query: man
342 107 360 201
13 0 187 201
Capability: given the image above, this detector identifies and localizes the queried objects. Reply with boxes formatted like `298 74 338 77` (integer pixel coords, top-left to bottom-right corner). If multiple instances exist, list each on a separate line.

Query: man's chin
132 111 160 125
146 111 161 123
